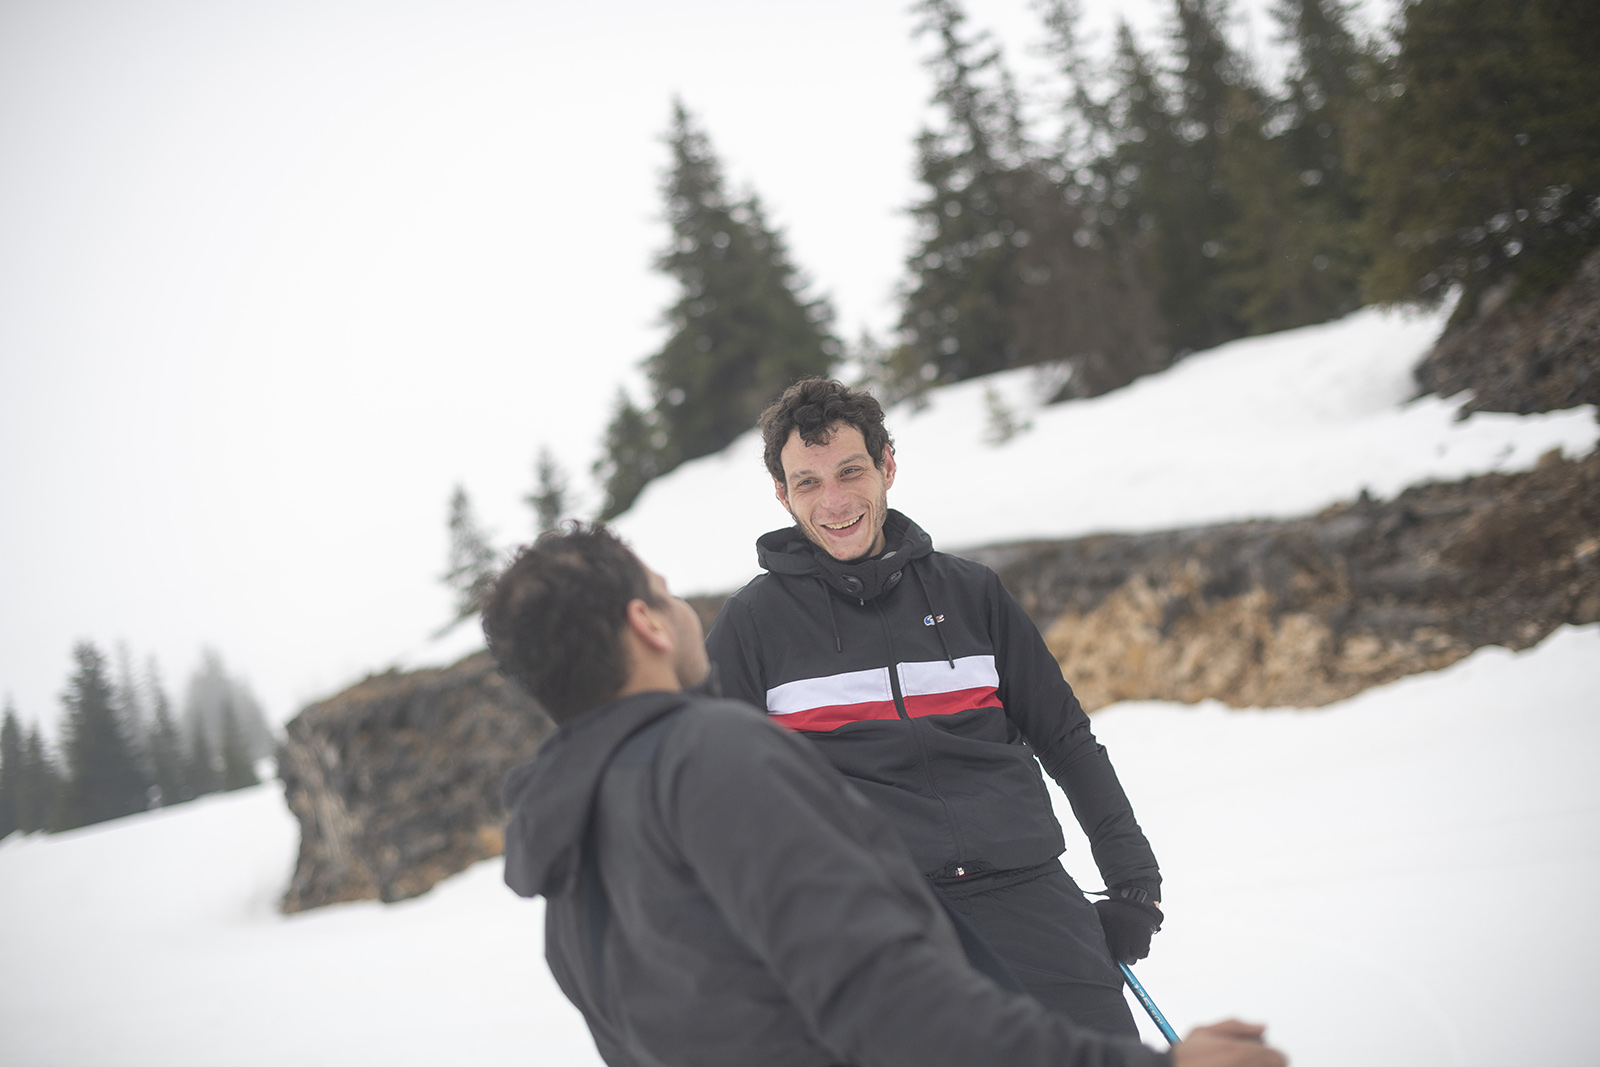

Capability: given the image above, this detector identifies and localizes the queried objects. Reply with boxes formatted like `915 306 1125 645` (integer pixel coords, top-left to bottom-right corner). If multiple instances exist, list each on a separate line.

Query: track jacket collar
755 509 934 602
501 689 689 899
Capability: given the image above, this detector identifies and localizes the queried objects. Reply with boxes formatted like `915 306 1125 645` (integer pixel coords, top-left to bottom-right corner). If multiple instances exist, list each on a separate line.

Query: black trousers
938 862 1139 1038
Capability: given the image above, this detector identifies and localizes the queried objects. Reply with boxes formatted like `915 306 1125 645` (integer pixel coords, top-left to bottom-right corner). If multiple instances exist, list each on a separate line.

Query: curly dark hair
480 523 661 724
758 378 893 484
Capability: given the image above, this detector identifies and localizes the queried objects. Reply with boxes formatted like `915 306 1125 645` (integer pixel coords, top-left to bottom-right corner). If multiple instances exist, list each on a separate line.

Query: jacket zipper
874 598 969 871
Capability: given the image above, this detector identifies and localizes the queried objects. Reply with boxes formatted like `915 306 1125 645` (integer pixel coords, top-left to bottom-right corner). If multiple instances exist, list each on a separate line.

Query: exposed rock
961 448 1600 709
1415 246 1600 416
279 651 554 913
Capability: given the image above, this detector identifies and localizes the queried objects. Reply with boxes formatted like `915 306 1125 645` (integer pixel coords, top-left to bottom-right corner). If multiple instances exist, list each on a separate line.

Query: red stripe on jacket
771 688 1004 733
770 699 902 732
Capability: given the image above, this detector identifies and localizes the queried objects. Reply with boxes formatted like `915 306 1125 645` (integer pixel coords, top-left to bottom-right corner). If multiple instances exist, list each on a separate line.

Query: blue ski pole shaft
1118 961 1180 1046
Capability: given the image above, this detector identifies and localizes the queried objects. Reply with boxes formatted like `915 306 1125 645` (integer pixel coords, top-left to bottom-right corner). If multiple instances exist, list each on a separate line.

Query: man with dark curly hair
485 524 1285 1067
705 377 1164 1037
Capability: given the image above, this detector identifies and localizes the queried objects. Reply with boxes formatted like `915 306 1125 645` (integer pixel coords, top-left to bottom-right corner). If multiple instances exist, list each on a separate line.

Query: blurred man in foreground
483 523 1286 1067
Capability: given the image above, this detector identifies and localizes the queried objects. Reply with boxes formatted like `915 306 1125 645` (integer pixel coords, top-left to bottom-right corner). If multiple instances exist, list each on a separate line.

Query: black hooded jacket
502 688 1168 1067
705 511 1160 897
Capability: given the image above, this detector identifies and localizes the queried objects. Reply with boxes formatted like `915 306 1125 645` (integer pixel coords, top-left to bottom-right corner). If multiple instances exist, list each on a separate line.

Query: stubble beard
800 487 890 563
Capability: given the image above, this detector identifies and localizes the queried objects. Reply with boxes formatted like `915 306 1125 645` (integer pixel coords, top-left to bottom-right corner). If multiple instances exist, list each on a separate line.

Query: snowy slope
613 305 1598 595
1 625 1596 1067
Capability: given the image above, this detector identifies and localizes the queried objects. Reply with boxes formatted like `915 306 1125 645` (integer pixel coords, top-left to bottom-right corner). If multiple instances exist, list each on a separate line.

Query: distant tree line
0 643 274 838
584 0 1597 512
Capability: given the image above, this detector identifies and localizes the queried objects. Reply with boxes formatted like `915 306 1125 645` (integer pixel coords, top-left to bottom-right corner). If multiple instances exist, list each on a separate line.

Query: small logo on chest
922 614 945 626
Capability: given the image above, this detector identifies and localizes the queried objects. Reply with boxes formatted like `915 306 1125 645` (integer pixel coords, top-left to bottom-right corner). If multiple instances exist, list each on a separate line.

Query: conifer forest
0 646 275 837
577 0 1597 517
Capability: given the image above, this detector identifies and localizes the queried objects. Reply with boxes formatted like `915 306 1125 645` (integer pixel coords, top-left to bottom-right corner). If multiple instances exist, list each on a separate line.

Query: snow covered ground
2 625 1596 1067
613 304 1598 596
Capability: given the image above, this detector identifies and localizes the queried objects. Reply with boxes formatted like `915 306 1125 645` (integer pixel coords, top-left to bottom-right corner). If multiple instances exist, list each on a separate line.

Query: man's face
645 567 710 689
774 423 896 562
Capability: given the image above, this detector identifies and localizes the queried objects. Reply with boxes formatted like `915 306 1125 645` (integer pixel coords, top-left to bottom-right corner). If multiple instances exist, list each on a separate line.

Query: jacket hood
501 689 689 899
755 510 934 602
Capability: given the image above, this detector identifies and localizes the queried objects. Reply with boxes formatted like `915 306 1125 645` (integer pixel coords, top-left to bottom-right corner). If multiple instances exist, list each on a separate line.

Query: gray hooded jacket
502 689 1168 1067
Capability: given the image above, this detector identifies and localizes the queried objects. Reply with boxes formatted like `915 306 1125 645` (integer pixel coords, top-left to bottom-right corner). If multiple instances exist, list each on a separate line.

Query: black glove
1094 890 1163 964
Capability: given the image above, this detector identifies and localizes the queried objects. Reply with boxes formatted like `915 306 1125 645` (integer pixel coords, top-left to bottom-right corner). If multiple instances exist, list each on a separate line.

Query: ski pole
1118 961 1180 1046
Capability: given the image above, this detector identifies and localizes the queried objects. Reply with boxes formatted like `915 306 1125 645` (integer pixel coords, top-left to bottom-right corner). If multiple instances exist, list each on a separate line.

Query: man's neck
614 666 681 700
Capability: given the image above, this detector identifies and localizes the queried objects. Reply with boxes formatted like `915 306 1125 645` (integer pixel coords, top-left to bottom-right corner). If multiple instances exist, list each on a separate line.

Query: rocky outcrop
961 449 1600 710
279 651 554 913
1415 246 1600 416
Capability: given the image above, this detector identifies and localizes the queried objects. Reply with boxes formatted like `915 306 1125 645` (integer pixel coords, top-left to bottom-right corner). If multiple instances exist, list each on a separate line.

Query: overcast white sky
0 0 1397 730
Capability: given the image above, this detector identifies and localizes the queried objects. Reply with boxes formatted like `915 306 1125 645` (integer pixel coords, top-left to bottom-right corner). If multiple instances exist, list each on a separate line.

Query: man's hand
1093 896 1162 963
1171 1020 1288 1067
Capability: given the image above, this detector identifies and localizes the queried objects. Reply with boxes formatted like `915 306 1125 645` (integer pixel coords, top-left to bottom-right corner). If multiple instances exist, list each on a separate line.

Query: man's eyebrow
787 452 873 479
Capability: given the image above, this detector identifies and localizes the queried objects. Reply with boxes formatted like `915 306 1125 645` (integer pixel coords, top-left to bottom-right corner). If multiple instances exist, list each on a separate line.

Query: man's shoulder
657 695 810 775
919 548 1000 592
717 571 800 623
725 570 776 605
668 694 778 742
925 547 996 576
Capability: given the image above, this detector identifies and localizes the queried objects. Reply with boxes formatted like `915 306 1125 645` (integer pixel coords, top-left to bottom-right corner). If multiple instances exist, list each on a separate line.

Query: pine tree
145 658 190 806
18 724 63 832
1275 0 1370 218
186 719 223 798
594 390 665 520
895 0 1032 386
181 649 275 766
1029 5 1175 395
1359 0 1600 314
1156 0 1259 350
218 700 259 792
524 446 569 536
0 700 22 838
111 642 150 793
1088 21 1190 342
1214 0 1371 333
597 101 838 518
60 641 151 828
438 485 499 633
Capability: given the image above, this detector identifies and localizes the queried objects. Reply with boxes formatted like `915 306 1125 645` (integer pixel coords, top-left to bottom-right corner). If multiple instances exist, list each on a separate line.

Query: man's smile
820 514 864 531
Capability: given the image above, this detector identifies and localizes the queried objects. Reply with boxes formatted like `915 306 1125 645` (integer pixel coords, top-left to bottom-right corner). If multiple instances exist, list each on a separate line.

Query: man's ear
881 446 897 491
773 477 792 514
623 597 673 655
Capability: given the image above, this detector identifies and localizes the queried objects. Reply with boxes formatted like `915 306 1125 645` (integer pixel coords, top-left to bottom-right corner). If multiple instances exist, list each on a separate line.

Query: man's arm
988 571 1161 897
659 707 1169 1067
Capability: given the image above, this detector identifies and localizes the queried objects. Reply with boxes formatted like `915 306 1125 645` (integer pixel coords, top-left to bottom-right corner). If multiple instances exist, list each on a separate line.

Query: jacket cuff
1115 879 1163 907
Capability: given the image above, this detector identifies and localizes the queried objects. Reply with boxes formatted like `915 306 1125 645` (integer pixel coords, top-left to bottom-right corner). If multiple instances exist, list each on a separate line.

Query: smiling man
706 378 1165 1037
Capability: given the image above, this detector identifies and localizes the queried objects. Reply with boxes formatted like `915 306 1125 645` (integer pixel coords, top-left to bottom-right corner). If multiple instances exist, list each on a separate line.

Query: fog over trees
0 644 275 835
